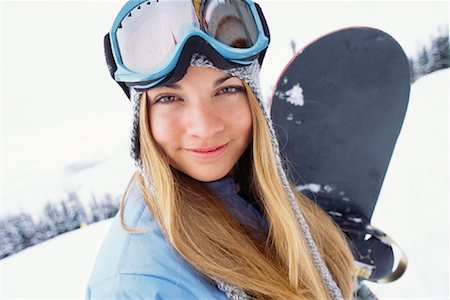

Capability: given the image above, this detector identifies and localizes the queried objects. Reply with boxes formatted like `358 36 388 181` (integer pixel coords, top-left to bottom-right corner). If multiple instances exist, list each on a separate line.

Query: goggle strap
255 2 270 65
104 33 131 99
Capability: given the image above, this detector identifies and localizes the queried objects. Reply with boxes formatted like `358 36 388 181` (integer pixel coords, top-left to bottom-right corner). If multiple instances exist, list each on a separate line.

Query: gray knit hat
128 53 344 300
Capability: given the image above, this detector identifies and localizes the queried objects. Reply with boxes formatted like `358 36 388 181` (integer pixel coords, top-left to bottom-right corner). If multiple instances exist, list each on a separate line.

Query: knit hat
128 53 344 300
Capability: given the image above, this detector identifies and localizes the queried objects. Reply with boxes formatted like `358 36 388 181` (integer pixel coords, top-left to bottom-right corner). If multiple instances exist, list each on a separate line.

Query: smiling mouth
185 143 229 159
188 144 226 152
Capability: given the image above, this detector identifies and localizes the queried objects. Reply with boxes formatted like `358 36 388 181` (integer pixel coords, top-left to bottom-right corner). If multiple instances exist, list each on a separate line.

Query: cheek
149 109 179 151
231 99 253 140
244 105 253 135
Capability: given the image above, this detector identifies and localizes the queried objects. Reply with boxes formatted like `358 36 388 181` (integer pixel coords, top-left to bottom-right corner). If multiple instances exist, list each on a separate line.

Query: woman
87 0 356 299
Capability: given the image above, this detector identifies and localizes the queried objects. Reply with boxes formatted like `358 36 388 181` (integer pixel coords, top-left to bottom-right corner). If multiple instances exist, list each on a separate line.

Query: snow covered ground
365 69 449 299
1 70 448 299
1 219 112 299
1 1 449 299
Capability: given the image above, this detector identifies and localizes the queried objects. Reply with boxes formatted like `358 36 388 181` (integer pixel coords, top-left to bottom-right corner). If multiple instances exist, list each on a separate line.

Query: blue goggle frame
108 0 270 90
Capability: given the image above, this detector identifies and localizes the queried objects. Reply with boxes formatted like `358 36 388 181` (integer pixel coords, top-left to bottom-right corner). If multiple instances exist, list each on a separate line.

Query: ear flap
104 33 131 99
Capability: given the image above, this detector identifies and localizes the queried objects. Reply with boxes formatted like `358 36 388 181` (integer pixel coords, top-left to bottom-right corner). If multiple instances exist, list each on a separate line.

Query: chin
183 168 232 183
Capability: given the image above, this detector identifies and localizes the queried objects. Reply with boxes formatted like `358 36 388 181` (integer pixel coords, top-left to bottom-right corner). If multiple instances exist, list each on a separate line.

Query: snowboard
270 27 410 282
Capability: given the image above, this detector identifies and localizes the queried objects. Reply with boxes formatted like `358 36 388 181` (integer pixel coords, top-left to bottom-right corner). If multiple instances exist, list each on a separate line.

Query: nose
185 101 225 138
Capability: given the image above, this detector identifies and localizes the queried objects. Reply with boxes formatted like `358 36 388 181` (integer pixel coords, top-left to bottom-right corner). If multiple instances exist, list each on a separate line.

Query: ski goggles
105 0 270 91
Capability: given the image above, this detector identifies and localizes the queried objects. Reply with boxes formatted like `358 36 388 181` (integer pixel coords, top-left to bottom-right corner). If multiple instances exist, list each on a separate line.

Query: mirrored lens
202 0 258 48
116 0 199 73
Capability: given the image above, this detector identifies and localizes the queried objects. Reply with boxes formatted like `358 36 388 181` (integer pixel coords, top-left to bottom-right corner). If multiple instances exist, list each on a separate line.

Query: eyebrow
164 74 233 90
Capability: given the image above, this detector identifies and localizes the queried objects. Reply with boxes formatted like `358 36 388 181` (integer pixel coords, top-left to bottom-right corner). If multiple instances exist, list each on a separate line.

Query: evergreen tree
409 58 417 83
410 25 449 82
417 46 430 77
434 31 449 70
102 194 120 219
12 213 37 248
89 193 120 223
290 39 297 56
37 203 63 238
0 190 118 258
89 195 101 223
63 191 88 231
0 219 17 259
1 217 24 258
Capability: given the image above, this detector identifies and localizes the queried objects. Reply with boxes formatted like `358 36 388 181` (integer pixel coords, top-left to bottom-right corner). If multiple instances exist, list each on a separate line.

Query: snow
2 1 134 217
347 217 363 224
365 69 449 299
1 1 449 299
285 84 305 107
297 182 321 193
1 70 447 299
1 219 113 299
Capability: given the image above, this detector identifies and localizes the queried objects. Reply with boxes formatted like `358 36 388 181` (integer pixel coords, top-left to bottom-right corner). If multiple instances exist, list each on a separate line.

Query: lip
185 143 229 159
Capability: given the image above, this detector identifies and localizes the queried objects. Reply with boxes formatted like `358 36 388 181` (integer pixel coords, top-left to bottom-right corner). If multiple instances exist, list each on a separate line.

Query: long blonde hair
121 82 356 299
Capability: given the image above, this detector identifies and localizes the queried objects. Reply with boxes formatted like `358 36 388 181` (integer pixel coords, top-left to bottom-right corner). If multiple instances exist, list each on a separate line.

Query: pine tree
290 39 297 56
41 203 62 237
89 194 101 223
103 194 120 219
0 219 16 258
411 26 449 82
435 28 449 70
417 46 430 77
1 218 24 257
0 189 119 258
409 58 417 83
63 191 88 231
13 213 37 248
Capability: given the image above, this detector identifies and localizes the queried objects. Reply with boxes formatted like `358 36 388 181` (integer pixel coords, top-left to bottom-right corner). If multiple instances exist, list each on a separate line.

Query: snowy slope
1 70 448 299
366 69 449 299
1 219 112 299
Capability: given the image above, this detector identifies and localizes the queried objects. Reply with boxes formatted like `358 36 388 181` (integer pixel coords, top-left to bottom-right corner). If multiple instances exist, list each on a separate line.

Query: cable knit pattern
129 88 142 172
129 88 157 197
215 280 253 300
127 54 343 300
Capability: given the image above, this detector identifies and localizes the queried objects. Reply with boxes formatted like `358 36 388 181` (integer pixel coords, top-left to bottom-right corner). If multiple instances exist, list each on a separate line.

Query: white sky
1 1 449 215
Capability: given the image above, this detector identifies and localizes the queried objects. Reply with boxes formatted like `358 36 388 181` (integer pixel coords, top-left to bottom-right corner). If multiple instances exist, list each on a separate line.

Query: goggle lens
114 0 260 74
202 0 258 48
116 1 199 73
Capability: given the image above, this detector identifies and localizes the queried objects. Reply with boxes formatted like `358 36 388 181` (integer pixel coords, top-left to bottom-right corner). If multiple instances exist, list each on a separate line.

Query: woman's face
147 66 252 182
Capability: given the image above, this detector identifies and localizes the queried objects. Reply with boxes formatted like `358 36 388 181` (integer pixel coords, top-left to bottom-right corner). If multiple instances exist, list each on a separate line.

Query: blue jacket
86 177 267 299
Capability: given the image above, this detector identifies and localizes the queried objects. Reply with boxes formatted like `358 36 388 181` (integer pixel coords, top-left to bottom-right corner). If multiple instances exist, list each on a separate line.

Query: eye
217 86 245 95
154 94 181 104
